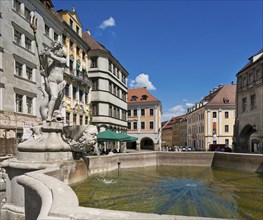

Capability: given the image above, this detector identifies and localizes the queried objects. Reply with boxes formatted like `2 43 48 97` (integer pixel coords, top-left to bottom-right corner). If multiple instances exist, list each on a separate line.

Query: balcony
64 68 91 87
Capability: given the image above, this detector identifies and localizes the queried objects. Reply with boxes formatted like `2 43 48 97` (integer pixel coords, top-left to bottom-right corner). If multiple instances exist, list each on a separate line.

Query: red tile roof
162 115 184 130
128 87 160 103
82 31 107 51
206 84 236 106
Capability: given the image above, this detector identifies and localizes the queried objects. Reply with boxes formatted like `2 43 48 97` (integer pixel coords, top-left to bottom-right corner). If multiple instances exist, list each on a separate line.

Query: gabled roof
82 31 107 51
128 87 160 103
57 8 82 27
237 49 263 75
162 115 184 130
206 84 236 106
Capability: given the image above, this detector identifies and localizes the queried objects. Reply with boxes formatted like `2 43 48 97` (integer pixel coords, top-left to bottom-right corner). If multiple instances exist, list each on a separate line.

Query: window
122 91 126 101
141 95 148 100
150 121 154 129
85 93 89 103
225 125 229 132
150 109 154 116
85 116 89 125
16 94 23 112
26 97 33 114
63 35 67 45
141 109 145 116
242 76 247 87
45 24 49 36
92 103 98 116
76 26 80 35
70 19 73 28
92 79 99 91
66 112 70 124
15 61 23 76
109 105 112 117
250 94 256 110
13 0 20 13
109 82 112 93
133 109 137 116
141 122 145 129
25 37 32 51
79 90 83 102
256 69 262 81
70 41 74 51
69 60 73 72
25 7 31 22
122 110 126 121
90 57 98 68
133 122 137 130
242 97 247 112
26 66 33 81
128 122 131 129
128 110 131 116
213 122 217 134
14 30 22 45
212 112 217 118
64 84 69 97
73 114 77 125
54 32 58 41
73 87 77 100
225 139 229 146
224 111 229 119
248 72 255 84
131 96 137 101
79 115 83 125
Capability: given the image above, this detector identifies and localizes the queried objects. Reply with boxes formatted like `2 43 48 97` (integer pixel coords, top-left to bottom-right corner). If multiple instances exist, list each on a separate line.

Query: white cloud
129 73 156 90
99 17 116 29
170 105 186 116
162 105 187 121
183 99 188 102
185 102 194 107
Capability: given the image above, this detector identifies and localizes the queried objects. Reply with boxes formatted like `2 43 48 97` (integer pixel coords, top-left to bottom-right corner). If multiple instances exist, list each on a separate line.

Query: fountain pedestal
1 122 76 220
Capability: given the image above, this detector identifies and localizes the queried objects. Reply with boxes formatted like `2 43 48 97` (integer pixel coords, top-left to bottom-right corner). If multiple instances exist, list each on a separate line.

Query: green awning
115 133 138 142
97 130 138 142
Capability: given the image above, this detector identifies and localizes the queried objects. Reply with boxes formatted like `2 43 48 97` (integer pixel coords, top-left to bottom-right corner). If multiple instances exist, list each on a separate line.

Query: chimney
85 28 91 35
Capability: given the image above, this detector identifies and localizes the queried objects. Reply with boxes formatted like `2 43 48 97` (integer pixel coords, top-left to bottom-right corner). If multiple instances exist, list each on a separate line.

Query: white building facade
0 0 64 155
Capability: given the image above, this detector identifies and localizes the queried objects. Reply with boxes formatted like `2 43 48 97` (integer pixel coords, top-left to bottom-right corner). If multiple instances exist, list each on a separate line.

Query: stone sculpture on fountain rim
17 12 98 156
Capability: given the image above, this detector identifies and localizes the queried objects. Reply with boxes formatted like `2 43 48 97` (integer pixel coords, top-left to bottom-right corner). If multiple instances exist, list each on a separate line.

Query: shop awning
97 130 138 142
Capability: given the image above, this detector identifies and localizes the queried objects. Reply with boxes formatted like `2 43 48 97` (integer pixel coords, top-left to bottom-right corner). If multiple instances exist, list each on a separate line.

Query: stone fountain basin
10 152 263 220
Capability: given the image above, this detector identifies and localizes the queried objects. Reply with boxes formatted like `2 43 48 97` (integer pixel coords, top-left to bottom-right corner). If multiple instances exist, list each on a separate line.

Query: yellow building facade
57 8 91 126
187 85 236 151
127 88 162 151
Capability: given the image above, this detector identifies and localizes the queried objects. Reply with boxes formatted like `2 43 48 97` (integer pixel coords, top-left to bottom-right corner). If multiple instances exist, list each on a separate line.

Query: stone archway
238 124 257 152
140 137 154 150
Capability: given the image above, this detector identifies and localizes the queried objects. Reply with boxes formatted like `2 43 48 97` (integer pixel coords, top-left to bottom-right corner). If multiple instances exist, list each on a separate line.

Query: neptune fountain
0 14 98 219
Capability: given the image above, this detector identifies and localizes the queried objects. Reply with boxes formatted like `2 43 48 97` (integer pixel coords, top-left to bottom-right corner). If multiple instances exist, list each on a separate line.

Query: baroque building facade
234 49 263 154
187 85 236 151
57 8 91 126
127 87 162 151
82 31 128 133
0 0 64 156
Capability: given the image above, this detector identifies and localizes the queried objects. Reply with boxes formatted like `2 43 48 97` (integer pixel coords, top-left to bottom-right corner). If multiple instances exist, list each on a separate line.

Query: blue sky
53 0 263 121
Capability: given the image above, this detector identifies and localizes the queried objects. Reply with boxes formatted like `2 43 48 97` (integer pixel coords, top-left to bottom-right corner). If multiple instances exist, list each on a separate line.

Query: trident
30 11 50 93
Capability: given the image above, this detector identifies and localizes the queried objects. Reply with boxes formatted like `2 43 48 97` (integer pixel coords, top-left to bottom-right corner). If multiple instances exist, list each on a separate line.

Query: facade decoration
57 8 91 126
127 87 162 151
234 49 263 153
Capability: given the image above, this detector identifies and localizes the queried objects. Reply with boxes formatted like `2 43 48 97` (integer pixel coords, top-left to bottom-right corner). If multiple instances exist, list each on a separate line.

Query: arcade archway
140 137 154 150
239 124 256 152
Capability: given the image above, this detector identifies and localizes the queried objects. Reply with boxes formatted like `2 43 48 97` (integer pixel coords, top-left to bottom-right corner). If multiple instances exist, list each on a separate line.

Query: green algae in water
71 166 263 219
